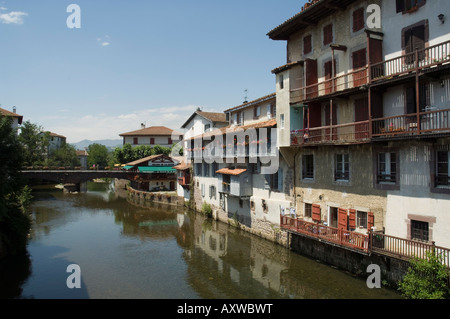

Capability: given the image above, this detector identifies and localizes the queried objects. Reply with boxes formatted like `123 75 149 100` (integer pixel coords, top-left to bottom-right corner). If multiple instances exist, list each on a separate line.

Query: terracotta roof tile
216 167 247 176
0 107 23 124
173 162 191 171
120 126 182 137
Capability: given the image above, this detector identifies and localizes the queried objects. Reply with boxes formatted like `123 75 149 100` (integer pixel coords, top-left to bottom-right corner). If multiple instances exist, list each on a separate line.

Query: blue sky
0 0 306 143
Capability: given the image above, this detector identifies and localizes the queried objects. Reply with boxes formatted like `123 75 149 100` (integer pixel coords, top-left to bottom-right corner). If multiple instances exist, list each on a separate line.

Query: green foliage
0 115 31 257
87 143 110 168
18 121 49 166
202 202 212 217
112 143 173 164
398 251 450 299
47 143 80 167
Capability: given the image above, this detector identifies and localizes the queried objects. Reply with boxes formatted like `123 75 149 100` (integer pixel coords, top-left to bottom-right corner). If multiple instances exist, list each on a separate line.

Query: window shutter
349 209 356 229
396 0 405 13
353 8 364 32
312 204 321 222
368 212 374 230
304 34 312 54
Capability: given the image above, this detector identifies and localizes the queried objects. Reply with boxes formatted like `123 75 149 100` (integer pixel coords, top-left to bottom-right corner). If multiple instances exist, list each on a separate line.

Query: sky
0 0 306 143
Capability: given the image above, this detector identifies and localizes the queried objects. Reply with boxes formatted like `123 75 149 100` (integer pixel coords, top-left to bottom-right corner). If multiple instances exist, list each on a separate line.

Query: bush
201 202 212 217
398 251 450 299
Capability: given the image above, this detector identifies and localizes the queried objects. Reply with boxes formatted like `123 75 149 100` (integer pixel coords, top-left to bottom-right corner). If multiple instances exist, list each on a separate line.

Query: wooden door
305 59 318 99
312 204 321 223
355 97 369 139
352 48 367 87
324 59 336 94
325 103 338 141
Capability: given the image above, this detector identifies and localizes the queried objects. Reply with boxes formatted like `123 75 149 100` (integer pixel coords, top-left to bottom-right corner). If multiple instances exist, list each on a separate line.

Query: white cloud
39 105 203 143
0 11 28 24
97 35 111 47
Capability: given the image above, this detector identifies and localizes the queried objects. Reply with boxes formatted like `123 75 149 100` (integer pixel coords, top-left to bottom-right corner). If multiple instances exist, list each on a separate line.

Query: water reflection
1 181 401 299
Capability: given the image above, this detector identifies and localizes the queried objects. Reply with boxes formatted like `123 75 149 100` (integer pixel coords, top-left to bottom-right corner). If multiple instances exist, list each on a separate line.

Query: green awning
123 165 134 170
138 166 176 173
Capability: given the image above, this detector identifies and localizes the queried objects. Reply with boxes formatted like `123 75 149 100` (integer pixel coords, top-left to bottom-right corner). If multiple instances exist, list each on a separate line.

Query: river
0 181 401 299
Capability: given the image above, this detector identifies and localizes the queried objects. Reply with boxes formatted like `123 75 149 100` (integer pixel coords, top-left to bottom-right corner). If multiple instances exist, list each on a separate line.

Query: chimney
141 123 146 129
13 106 16 113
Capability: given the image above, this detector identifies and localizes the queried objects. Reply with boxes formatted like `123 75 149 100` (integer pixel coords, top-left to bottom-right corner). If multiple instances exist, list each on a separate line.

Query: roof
187 118 277 141
181 110 227 129
271 61 304 74
125 154 180 167
47 132 66 139
173 162 191 171
267 0 359 40
76 150 88 156
119 126 182 137
0 107 23 124
216 167 247 176
224 93 276 113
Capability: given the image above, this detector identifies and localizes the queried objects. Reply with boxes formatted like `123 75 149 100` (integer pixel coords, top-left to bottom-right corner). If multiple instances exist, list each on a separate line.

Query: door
324 59 336 94
355 97 369 139
305 59 318 99
325 102 338 141
369 37 384 79
170 181 175 191
352 48 367 87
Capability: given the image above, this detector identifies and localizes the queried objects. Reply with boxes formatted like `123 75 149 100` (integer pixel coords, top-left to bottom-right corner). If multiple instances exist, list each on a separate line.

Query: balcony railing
281 215 450 267
372 232 450 268
291 120 370 146
371 40 450 81
280 215 370 253
301 66 368 100
372 108 450 138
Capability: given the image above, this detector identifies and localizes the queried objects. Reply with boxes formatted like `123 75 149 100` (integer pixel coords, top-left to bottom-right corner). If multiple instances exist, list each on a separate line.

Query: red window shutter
368 212 374 230
352 8 364 32
304 35 312 54
312 204 321 222
349 209 356 229
323 24 333 46
150 138 155 145
168 137 172 144
133 137 138 145
338 208 348 231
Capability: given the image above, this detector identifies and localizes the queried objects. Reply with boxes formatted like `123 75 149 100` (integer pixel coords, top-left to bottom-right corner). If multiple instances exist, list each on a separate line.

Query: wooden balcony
371 40 450 82
280 215 370 254
281 215 450 267
372 108 450 139
291 120 370 146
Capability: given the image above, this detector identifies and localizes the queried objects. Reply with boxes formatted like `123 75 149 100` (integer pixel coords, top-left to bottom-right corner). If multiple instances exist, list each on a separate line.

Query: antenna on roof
243 89 248 103
141 122 146 129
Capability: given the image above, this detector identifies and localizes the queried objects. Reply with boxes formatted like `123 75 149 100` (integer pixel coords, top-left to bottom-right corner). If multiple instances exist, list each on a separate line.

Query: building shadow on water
14 245 89 299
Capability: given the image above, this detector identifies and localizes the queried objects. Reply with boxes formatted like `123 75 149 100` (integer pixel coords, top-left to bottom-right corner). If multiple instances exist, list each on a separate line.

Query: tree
18 121 50 166
0 115 31 258
48 143 80 168
398 250 450 299
87 143 109 168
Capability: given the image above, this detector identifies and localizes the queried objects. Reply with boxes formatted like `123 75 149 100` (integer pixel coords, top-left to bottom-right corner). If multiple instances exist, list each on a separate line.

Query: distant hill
71 139 123 150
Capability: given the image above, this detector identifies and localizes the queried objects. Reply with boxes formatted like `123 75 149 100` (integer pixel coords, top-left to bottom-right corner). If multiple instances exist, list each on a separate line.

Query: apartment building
186 94 292 239
268 0 450 247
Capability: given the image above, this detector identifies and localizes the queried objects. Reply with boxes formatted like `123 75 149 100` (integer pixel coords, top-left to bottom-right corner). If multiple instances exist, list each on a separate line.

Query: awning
216 167 247 176
137 166 176 173
122 166 176 173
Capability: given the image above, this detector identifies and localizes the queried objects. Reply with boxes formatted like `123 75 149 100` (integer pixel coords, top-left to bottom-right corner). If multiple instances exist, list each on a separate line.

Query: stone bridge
20 170 137 191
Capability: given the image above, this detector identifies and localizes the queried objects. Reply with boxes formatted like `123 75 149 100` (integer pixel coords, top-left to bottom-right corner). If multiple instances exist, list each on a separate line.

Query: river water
1 182 401 299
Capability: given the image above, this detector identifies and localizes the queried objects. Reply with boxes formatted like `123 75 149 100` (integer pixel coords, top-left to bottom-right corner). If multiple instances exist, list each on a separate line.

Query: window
411 220 429 242
303 34 312 54
436 151 450 187
357 211 368 229
265 169 281 191
335 154 349 181
195 163 202 176
209 185 216 199
304 203 312 218
133 137 138 145
323 24 333 46
402 22 427 64
279 74 284 89
378 153 397 183
352 8 365 33
396 0 426 13
280 114 285 129
168 137 172 144
253 106 261 119
302 154 314 179
204 163 210 177
150 138 155 145
204 124 211 131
